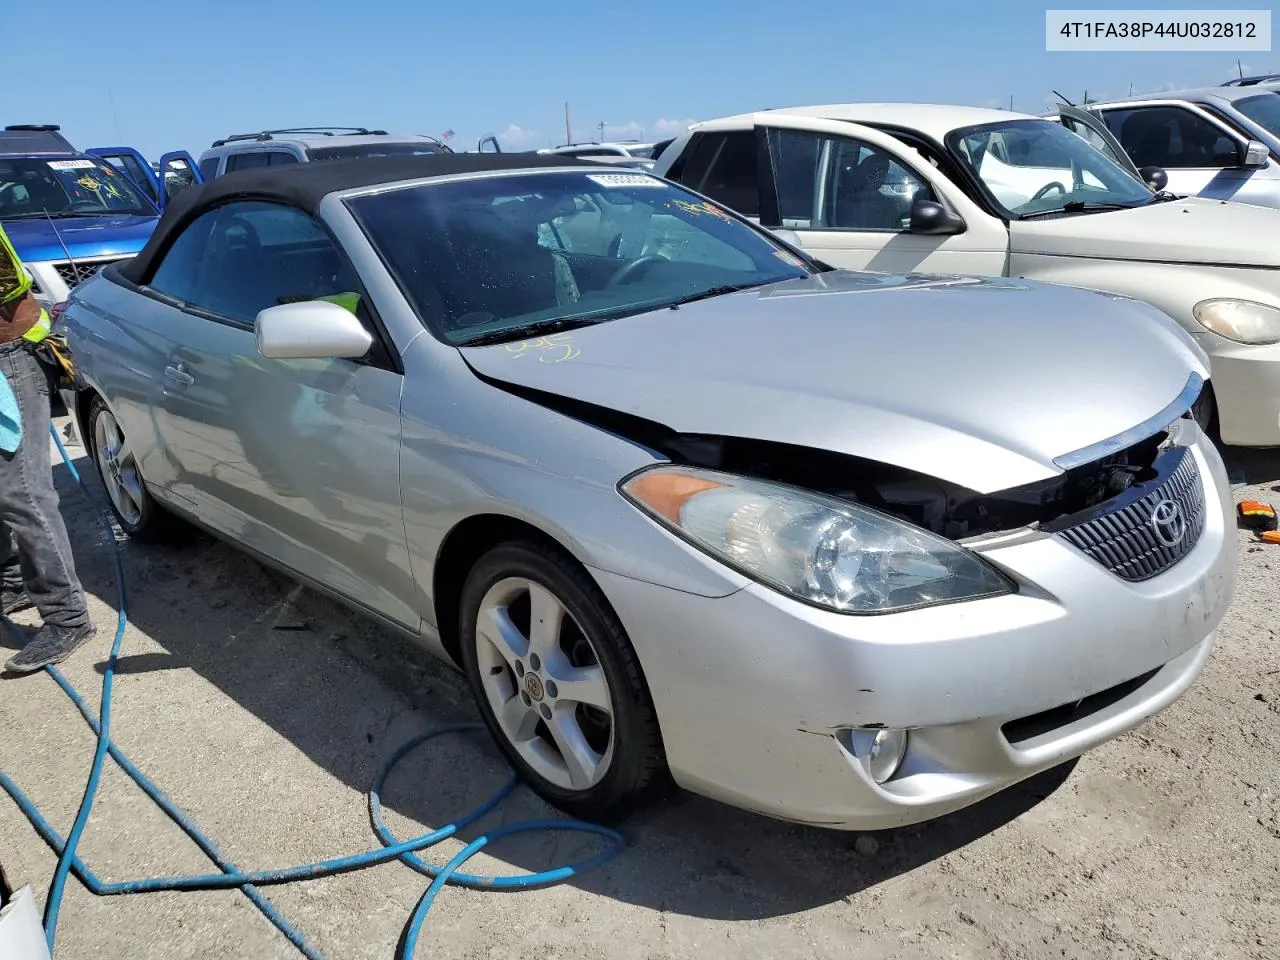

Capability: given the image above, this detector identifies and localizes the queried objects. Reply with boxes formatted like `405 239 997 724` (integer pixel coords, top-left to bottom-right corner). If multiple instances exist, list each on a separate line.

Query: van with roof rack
195 127 452 179
0 125 202 308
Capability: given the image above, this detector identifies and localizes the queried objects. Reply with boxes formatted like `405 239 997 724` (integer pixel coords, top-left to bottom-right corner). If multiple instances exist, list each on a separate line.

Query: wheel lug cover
529 653 541 671
521 691 531 706
544 680 558 698
538 703 552 720
514 661 525 677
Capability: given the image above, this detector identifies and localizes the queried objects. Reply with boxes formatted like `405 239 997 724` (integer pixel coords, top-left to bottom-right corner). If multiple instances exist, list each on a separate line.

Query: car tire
86 396 181 543
459 539 668 822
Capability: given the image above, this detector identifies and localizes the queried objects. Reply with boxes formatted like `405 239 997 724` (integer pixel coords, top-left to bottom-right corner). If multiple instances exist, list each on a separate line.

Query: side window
679 131 759 216
197 156 221 181
1102 106 1240 169
766 129 928 232
225 151 270 172
268 151 300 166
147 210 219 302
156 201 365 325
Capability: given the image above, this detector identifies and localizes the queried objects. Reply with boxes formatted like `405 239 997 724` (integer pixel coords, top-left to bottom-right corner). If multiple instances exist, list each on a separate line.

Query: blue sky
12 1 1274 159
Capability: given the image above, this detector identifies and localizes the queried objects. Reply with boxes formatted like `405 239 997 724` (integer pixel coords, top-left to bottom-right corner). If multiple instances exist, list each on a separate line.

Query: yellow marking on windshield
506 332 580 363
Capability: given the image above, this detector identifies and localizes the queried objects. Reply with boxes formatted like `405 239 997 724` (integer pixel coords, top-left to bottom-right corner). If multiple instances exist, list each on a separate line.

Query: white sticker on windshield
47 159 97 170
585 173 664 188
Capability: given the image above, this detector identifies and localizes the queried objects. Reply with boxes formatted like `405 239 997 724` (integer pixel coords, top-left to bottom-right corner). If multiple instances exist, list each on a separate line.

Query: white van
651 103 1280 447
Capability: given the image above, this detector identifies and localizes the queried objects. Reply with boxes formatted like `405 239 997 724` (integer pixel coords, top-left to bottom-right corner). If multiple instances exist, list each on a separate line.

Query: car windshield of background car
346 170 813 345
0 157 153 220
950 119 1153 217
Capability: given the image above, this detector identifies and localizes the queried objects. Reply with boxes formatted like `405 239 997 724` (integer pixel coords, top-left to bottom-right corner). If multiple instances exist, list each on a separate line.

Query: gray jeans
0 341 89 628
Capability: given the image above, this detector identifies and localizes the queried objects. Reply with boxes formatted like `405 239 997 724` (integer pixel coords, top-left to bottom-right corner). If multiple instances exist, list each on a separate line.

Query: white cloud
494 124 545 150
579 117 698 143
476 116 698 153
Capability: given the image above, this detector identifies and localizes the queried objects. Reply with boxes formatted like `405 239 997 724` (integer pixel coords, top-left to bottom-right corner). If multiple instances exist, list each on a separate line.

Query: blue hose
0 423 624 958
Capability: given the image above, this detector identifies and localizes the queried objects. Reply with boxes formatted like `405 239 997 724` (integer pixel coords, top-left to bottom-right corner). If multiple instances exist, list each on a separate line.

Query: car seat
832 151 908 229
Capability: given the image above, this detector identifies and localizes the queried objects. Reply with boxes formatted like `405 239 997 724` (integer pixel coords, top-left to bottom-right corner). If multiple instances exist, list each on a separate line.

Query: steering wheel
1030 182 1067 203
606 255 667 289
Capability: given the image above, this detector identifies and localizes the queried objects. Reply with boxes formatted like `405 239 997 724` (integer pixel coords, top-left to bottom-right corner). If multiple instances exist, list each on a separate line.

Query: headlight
619 466 1013 614
1192 299 1280 345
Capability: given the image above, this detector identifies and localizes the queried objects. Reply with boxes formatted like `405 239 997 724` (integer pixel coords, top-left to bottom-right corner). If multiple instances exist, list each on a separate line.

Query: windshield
347 170 813 345
306 142 447 161
1235 92 1280 139
0 156 154 219
948 119 1153 217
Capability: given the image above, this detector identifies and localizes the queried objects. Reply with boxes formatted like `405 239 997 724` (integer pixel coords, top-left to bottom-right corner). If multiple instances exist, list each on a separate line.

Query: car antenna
1051 89 1076 106
42 208 82 286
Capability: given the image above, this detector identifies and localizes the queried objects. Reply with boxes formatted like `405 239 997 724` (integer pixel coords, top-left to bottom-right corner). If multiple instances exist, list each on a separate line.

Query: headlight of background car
620 466 1013 614
1192 299 1280 345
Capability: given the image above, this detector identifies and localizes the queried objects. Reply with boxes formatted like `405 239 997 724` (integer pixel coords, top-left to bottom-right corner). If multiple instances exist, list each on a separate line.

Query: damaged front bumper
590 425 1235 829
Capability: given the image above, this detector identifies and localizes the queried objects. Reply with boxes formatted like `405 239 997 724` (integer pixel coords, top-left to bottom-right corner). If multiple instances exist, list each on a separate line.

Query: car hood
1009 195 1280 268
459 271 1208 493
0 215 158 263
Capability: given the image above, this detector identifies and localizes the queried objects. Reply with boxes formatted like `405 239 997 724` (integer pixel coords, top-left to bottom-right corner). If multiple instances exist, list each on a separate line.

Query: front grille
1054 445 1205 582
51 258 125 291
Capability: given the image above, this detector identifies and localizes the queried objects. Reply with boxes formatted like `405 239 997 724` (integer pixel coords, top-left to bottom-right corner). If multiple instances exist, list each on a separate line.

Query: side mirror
255 300 373 360
769 228 804 249
1242 139 1270 168
1139 165 1169 190
908 197 965 236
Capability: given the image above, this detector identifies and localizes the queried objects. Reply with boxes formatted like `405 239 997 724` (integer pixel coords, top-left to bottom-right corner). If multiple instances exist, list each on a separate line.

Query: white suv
196 127 451 180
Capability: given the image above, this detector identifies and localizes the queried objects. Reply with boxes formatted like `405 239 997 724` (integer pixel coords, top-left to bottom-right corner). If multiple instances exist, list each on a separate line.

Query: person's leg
0 343 93 674
0 520 33 615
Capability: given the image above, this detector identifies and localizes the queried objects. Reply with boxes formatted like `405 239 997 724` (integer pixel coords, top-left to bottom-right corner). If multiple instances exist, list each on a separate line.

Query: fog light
850 727 908 784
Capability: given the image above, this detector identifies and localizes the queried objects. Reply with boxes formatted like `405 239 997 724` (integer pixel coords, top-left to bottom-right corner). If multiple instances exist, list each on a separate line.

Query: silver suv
1079 83 1280 208
196 127 451 180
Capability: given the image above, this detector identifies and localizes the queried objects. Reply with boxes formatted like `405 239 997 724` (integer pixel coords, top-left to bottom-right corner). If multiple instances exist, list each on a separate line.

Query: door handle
164 362 194 386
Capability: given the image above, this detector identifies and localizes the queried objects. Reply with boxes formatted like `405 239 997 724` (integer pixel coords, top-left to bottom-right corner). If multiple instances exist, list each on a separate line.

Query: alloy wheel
93 409 144 527
474 576 615 791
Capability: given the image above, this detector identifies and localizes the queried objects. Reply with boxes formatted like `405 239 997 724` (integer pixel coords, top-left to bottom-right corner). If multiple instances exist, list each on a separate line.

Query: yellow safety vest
0 223 50 344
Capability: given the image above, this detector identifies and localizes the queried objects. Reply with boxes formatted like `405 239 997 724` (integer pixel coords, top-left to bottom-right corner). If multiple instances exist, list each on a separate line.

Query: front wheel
459 540 667 821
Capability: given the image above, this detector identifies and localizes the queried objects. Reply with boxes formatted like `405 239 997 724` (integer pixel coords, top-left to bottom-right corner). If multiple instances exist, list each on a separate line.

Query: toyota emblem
1150 499 1187 548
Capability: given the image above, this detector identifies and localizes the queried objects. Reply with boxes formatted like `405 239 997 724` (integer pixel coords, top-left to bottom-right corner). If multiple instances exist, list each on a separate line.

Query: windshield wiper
662 282 766 309
1019 201 1138 219
455 315 606 348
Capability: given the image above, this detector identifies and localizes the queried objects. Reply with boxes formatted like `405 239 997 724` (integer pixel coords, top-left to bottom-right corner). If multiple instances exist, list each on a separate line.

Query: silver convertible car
58 154 1235 829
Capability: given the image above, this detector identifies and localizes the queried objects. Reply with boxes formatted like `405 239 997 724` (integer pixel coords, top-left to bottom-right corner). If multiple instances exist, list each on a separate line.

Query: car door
137 199 418 629
1093 102 1267 203
87 148 203 210
156 150 203 206
86 147 162 208
668 117 1009 275
1057 105 1145 181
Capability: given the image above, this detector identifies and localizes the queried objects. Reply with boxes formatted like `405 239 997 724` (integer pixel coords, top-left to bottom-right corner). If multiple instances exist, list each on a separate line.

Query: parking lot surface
2 423 1277 960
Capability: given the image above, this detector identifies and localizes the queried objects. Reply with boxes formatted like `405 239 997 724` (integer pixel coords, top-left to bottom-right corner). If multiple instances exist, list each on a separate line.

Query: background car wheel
86 396 181 543
459 539 667 821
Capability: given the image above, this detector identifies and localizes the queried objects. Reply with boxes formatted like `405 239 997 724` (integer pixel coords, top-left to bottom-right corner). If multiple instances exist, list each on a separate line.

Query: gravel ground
1 423 1277 960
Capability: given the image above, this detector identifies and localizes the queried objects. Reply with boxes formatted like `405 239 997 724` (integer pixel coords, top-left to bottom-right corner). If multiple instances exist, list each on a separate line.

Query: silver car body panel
58 171 1234 828
459 270 1209 494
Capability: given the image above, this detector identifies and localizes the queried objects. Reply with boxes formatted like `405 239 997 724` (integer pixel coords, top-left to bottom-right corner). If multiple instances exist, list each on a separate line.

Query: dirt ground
1 422 1277 960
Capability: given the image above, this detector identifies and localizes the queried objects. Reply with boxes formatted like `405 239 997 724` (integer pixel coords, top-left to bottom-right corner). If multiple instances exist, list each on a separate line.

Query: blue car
0 124 201 308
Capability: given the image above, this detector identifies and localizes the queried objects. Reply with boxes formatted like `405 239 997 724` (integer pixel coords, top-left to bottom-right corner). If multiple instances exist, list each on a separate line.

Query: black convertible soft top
119 153 600 284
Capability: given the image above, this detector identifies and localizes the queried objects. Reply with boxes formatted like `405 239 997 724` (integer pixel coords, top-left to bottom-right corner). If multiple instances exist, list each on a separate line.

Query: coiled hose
0 424 624 958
